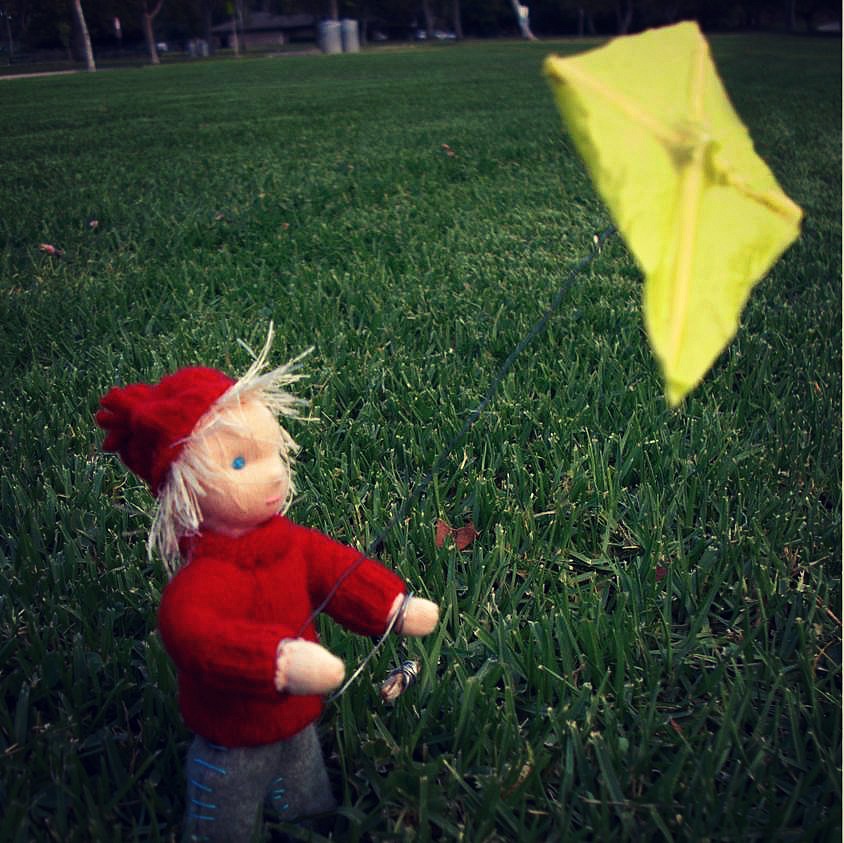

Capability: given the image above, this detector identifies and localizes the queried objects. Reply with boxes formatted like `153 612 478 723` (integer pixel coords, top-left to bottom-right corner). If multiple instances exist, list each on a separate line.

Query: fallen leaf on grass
88 219 99 230
669 718 684 735
655 565 668 581
441 143 457 158
454 523 479 550
435 519 450 548
435 518 478 550
38 243 64 256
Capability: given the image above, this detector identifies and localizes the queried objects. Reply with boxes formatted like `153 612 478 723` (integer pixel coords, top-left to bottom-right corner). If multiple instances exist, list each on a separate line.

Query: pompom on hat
96 366 235 495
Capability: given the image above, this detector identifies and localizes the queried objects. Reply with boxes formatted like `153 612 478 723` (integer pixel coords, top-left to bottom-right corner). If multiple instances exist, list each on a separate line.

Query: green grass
1 35 841 842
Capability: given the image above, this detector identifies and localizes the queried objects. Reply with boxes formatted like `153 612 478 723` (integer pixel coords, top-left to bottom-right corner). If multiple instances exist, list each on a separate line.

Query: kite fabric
544 21 802 405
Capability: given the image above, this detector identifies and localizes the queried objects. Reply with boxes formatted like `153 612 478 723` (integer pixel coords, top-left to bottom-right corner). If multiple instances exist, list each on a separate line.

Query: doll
96 334 439 842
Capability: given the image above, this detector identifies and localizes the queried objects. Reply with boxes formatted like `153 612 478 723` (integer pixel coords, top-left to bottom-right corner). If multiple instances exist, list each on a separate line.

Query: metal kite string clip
380 659 420 704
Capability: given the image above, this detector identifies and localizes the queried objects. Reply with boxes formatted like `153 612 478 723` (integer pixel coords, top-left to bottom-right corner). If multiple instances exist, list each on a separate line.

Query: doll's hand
274 639 345 695
389 594 439 637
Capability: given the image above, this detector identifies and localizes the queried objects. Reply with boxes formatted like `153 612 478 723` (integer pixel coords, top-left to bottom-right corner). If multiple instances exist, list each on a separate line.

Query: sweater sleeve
158 559 295 698
298 525 406 636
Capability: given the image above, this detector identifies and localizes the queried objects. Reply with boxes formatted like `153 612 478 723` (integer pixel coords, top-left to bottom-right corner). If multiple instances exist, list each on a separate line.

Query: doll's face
194 400 290 536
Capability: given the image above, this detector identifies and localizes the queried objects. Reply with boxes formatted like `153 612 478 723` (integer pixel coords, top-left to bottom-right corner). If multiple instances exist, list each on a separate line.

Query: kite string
297 225 617 696
368 224 617 559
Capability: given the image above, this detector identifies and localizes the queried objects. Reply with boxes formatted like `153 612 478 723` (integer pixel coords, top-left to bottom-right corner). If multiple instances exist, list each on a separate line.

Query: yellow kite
545 22 802 405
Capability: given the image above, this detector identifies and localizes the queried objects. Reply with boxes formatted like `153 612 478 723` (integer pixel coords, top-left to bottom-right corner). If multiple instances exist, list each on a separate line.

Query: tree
200 0 215 52
615 0 633 32
0 7 12 61
794 0 841 31
71 0 95 70
421 0 434 37
509 0 537 39
141 0 165 64
451 0 463 38
559 0 640 35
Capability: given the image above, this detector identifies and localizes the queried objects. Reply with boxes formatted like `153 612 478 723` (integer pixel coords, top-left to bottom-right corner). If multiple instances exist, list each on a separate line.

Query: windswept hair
149 326 311 576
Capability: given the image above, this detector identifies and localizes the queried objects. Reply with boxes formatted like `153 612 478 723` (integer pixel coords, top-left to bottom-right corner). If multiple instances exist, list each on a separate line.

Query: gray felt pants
183 725 336 842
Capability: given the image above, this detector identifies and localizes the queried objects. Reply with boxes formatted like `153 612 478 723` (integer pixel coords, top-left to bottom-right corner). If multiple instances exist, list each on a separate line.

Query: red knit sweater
157 515 405 747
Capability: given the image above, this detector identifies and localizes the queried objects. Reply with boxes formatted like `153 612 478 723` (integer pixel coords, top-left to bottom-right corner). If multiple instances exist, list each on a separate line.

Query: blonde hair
149 326 311 576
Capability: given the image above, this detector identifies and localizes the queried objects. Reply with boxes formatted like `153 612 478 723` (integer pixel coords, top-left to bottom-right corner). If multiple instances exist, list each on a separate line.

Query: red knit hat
96 366 235 495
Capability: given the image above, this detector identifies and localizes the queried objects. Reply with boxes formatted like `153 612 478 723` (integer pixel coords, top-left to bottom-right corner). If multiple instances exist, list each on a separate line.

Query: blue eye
231 456 246 470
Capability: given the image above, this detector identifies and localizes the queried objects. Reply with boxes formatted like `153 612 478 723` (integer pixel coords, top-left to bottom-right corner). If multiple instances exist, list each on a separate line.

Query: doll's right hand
274 639 346 695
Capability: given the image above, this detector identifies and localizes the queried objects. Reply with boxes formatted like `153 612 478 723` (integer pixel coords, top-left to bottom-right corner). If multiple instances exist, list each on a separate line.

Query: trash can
319 20 342 54
341 19 360 53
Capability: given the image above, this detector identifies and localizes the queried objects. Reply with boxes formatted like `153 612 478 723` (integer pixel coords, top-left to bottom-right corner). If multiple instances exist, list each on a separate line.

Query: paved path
0 50 325 81
0 69 80 81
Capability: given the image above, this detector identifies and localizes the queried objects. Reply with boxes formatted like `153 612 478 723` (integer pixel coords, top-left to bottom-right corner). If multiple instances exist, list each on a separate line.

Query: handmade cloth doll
96 336 439 842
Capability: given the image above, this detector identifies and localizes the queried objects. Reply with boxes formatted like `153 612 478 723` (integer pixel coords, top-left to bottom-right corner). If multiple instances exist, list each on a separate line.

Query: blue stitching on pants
188 758 219 836
186 741 233 841
270 774 290 813
194 757 228 775
191 798 218 809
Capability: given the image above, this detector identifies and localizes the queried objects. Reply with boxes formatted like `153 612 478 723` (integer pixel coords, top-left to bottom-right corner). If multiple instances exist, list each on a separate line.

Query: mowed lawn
0 35 840 842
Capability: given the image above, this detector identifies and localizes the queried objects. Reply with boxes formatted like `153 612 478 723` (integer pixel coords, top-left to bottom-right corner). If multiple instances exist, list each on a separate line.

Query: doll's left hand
275 638 346 695
389 595 439 637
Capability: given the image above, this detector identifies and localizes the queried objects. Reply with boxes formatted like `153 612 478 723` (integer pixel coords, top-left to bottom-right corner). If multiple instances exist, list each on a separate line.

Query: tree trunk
142 0 164 66
4 12 13 62
235 0 246 51
452 0 463 39
71 0 96 71
615 0 633 34
142 11 159 64
421 0 435 39
662 3 680 25
785 0 797 31
357 1 367 44
509 0 537 40
202 0 215 54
